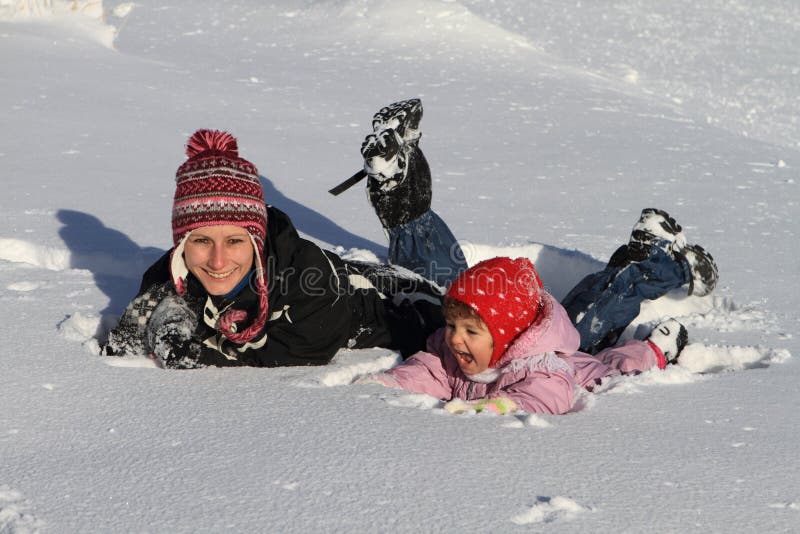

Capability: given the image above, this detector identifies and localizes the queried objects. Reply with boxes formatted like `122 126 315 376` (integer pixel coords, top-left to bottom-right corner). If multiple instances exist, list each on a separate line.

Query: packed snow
1 0 798 532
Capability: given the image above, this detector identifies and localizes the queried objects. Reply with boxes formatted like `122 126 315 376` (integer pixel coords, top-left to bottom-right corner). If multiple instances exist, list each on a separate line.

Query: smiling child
361 256 689 415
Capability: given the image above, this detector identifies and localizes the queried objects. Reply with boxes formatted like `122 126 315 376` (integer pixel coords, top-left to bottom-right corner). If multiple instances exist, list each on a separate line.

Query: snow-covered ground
1 1 798 531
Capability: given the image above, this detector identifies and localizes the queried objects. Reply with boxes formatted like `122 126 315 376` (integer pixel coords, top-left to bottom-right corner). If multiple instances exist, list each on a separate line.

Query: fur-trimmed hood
492 291 581 369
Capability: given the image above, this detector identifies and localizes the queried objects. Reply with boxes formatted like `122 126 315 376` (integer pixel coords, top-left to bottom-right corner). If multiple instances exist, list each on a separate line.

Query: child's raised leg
562 209 716 353
361 99 468 287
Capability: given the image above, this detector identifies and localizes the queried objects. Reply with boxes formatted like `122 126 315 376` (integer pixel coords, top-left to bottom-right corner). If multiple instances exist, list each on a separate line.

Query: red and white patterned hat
170 129 268 344
172 129 267 246
446 257 543 367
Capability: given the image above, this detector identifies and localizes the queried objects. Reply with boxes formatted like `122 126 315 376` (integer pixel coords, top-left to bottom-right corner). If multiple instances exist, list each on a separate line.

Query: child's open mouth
454 350 474 364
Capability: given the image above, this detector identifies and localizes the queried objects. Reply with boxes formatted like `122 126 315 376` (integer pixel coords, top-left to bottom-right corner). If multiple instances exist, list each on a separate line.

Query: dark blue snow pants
387 209 468 287
396 214 688 354
561 243 690 354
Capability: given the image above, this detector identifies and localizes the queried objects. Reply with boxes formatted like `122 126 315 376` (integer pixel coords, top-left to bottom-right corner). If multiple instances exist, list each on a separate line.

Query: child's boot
371 98 423 144
646 318 688 366
607 209 718 297
629 208 687 254
627 208 719 297
361 99 432 229
683 244 718 296
608 208 687 268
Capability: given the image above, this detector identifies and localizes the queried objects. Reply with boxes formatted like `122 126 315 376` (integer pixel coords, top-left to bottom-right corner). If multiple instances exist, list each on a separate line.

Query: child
356 99 717 354
360 256 688 415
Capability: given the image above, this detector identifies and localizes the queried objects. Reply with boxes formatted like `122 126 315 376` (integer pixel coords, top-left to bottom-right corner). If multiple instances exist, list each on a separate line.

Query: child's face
183 225 255 296
444 314 494 376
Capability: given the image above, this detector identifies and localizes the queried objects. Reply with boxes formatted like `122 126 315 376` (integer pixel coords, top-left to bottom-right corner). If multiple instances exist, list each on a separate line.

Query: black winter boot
361 99 432 229
608 208 688 269
683 244 718 296
371 98 423 144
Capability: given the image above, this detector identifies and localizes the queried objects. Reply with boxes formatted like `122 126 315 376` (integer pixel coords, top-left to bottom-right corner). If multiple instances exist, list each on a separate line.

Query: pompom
185 129 239 158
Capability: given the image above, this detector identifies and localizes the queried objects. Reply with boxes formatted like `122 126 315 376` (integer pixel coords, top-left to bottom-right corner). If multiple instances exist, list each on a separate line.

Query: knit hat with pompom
169 129 269 345
446 257 543 367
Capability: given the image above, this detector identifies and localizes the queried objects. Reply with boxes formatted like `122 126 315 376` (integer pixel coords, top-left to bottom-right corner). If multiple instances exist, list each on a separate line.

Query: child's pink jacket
374 291 658 414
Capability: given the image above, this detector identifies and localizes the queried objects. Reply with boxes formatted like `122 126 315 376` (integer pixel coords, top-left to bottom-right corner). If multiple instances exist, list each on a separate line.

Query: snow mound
102 355 160 368
678 343 791 374
587 342 790 397
0 237 157 279
336 0 541 53
59 313 158 367
0 238 71 271
510 495 593 525
0 486 43 534
635 290 715 321
632 293 773 335
57 311 101 342
767 502 800 511
5 281 41 292
0 0 134 48
0 0 102 19
294 349 401 388
384 393 442 410
522 414 553 428
460 240 601 300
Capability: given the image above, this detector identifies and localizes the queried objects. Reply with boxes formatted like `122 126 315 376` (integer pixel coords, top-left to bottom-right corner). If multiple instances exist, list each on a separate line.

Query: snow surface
1 0 798 532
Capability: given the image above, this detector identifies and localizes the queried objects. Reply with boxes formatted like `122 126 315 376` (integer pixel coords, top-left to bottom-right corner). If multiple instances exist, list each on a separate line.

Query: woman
102 129 438 368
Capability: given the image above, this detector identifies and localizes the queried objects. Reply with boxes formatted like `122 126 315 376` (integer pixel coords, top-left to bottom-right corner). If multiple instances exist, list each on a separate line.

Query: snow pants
561 243 690 354
388 214 689 355
386 209 468 287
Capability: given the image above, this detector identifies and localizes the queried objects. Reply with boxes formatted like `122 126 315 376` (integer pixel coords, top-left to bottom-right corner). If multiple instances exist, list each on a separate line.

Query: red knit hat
446 257 543 367
169 129 269 344
172 129 266 245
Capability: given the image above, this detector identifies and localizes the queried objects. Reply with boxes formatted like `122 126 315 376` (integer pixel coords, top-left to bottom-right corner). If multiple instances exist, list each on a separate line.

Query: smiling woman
101 128 447 369
182 226 255 297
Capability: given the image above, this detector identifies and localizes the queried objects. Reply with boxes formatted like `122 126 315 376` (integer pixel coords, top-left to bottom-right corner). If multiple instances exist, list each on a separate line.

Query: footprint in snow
511 495 593 525
6 281 41 292
767 502 800 510
0 486 44 533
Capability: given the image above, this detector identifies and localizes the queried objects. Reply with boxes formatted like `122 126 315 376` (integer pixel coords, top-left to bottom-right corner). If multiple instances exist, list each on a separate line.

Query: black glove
146 295 203 369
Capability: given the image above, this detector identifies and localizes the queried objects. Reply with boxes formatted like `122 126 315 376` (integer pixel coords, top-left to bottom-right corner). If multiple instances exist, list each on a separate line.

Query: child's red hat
446 257 543 367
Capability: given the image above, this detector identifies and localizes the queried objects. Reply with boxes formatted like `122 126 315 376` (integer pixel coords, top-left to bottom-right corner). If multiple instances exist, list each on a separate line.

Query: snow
1 0 798 531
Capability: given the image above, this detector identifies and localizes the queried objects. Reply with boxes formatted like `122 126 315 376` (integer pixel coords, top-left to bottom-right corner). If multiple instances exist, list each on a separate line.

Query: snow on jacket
104 205 369 368
373 291 658 414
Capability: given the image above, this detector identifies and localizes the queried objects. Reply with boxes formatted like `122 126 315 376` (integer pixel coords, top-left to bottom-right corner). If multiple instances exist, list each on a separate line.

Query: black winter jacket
104 206 388 368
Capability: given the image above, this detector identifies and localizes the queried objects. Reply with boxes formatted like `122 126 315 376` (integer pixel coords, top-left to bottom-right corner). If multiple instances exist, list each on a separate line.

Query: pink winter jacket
375 291 658 414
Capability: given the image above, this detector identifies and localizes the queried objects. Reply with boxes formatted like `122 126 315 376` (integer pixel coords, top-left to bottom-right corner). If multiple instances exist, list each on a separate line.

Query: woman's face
183 225 255 296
